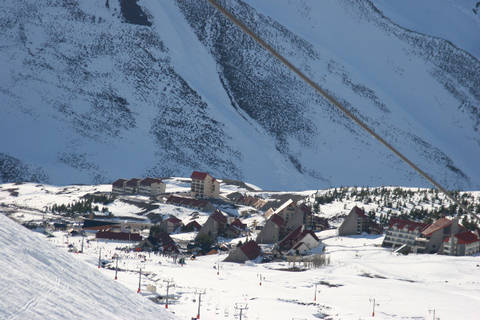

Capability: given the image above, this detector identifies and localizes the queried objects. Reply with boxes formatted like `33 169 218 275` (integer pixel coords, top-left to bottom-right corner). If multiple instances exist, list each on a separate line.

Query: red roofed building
190 171 220 199
165 195 215 212
338 206 382 236
256 214 285 244
420 217 462 253
382 218 430 250
224 240 262 263
338 206 368 236
159 215 183 234
138 178 166 196
231 218 247 231
443 230 480 256
279 225 321 254
383 216 464 254
112 179 127 194
124 178 141 194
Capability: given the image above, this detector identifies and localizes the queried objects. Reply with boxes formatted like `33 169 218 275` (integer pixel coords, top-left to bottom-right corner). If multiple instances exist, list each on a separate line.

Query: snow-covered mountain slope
0 214 175 320
1 0 479 190
375 0 480 59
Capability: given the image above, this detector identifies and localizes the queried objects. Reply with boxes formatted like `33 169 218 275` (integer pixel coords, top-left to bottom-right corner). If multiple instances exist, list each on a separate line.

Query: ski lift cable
205 0 479 222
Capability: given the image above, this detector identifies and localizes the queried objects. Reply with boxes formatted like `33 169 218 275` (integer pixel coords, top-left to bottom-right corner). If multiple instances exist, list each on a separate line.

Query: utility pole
234 303 248 320
163 279 175 309
257 273 263 286
429 308 439 320
98 248 102 268
369 298 379 317
80 234 84 253
137 268 142 293
195 289 206 319
114 254 119 280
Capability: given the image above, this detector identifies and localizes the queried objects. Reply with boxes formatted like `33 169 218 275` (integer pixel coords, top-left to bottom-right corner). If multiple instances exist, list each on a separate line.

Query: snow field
55 231 480 320
0 214 175 320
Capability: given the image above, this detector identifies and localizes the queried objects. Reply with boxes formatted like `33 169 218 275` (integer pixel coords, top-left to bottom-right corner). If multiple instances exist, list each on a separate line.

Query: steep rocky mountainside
1 0 479 190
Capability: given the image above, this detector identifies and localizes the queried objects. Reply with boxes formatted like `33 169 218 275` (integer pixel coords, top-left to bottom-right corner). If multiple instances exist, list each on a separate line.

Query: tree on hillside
195 233 214 253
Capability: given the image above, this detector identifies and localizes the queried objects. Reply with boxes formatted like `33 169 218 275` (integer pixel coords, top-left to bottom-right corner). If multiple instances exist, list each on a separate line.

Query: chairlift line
205 0 479 222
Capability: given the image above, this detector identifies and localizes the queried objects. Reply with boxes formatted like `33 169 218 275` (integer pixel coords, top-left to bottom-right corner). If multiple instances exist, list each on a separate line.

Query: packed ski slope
0 214 176 320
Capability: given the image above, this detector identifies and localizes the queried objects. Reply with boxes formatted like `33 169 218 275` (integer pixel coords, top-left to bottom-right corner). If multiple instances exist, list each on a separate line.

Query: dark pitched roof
165 216 182 225
185 220 202 230
421 218 452 237
126 178 141 187
239 240 262 260
82 219 120 229
351 206 366 218
279 226 303 248
454 231 479 244
279 226 320 251
140 177 163 186
210 210 227 224
96 231 142 241
148 231 175 246
112 179 127 187
269 214 285 227
388 218 429 232
231 219 247 230
166 195 210 209
191 171 209 180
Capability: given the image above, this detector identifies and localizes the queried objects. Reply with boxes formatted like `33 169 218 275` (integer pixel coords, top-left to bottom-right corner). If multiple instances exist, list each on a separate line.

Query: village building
124 178 141 194
138 178 166 196
224 222 244 239
165 195 215 212
183 220 202 232
196 210 228 240
82 219 120 231
310 215 330 231
443 231 480 256
82 217 150 234
300 204 331 231
256 214 285 244
112 179 127 194
382 217 467 254
278 225 321 255
271 199 312 232
230 194 267 210
95 231 142 242
190 171 220 199
137 231 178 253
418 217 462 253
159 216 183 234
264 208 275 219
382 218 429 251
224 240 262 263
338 206 382 236
231 218 247 232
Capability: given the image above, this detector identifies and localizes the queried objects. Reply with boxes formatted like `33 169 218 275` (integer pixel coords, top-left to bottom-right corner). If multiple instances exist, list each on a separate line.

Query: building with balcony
190 171 220 198
138 178 166 196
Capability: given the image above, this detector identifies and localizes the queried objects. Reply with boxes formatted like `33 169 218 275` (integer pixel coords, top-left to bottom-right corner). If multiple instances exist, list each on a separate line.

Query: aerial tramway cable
205 0 479 222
